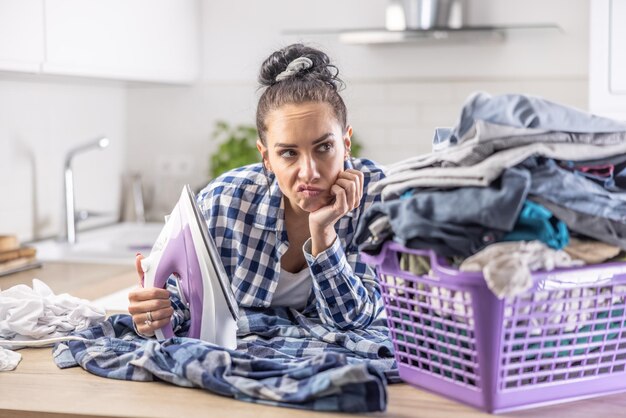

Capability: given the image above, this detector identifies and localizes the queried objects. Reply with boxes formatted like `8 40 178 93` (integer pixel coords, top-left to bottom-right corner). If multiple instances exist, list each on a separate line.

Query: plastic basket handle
369 242 445 281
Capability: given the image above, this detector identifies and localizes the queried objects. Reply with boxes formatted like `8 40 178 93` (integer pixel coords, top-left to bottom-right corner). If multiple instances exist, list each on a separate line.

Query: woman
128 43 386 336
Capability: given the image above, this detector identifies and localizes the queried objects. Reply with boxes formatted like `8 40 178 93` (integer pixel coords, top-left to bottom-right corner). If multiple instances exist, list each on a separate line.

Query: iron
141 185 239 349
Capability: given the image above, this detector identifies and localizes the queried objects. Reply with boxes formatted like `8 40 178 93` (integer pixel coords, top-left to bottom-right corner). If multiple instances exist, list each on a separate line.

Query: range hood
385 0 465 31
284 0 561 45
336 24 561 45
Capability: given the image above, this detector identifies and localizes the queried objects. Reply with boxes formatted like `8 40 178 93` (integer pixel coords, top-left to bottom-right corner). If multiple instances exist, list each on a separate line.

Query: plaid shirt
196 158 386 330
54 310 397 412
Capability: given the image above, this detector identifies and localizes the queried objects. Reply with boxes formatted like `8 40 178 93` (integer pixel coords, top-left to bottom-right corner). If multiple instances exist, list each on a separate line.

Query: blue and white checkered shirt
196 158 386 330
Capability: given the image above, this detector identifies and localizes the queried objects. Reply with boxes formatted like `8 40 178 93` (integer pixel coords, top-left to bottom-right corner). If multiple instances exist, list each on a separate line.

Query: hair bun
258 43 343 90
256 43 348 144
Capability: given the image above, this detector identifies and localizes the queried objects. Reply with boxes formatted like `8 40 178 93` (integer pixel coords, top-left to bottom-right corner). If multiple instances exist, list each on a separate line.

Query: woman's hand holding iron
127 254 173 337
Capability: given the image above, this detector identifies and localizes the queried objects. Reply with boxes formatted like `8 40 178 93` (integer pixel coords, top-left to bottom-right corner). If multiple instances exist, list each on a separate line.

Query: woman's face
257 101 351 215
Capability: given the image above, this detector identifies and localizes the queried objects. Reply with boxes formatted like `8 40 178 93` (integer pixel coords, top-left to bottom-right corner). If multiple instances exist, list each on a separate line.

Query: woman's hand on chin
308 169 363 255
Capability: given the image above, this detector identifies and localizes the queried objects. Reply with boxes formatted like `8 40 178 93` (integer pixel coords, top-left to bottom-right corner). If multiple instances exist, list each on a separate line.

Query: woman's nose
299 156 320 180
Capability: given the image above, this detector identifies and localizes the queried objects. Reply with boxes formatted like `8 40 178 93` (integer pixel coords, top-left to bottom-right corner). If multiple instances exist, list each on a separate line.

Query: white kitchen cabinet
0 0 45 73
43 0 199 83
590 0 626 119
0 0 199 83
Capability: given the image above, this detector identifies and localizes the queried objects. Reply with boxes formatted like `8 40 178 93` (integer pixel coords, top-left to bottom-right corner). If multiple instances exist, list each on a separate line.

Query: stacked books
0 235 41 276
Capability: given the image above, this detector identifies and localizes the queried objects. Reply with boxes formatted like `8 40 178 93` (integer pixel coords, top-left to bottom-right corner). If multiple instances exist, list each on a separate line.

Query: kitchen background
0 0 616 244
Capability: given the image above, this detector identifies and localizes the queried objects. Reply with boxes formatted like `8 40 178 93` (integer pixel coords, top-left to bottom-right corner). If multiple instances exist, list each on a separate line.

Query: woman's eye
318 143 333 152
279 149 297 158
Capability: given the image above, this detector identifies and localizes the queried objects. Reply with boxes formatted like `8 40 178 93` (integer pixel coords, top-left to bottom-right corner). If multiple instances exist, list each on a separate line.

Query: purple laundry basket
361 241 626 413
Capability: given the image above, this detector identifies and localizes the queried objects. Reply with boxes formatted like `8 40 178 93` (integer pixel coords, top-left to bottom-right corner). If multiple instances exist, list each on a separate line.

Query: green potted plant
209 121 260 178
208 120 363 178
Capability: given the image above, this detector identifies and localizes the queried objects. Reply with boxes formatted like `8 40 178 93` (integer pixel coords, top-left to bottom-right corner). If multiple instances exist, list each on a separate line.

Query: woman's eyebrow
274 133 335 148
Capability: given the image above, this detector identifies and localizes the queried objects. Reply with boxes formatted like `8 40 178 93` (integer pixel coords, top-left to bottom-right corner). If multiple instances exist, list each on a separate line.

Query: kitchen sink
32 222 164 265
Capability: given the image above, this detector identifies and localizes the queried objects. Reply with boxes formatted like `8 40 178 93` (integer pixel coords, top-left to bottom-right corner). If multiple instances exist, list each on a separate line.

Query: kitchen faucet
63 136 110 244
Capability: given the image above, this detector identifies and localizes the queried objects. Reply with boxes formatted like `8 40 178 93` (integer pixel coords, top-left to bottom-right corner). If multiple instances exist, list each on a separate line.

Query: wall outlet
173 154 194 177
153 154 197 216
156 154 194 177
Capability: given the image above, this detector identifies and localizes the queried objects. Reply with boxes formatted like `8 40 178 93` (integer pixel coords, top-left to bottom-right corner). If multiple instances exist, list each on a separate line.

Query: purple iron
141 185 238 349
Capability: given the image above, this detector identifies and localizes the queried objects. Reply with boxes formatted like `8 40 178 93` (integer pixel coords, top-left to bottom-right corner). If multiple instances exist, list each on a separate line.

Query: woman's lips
300 190 322 197
298 185 324 197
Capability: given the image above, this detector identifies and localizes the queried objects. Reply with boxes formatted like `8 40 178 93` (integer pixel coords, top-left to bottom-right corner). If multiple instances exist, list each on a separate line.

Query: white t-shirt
270 268 312 310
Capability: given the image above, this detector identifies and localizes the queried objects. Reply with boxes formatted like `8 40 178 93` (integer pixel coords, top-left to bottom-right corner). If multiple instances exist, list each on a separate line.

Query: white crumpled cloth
0 278 105 350
0 346 21 371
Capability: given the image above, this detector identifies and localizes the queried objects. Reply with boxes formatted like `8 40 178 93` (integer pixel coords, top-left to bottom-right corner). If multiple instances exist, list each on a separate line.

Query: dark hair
256 43 347 144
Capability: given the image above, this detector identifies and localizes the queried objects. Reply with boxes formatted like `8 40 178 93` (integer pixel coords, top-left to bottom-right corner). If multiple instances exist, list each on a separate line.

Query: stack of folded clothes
355 91 626 298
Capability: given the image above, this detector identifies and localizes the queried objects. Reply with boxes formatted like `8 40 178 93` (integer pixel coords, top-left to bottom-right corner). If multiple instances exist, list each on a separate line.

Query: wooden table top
2 262 626 418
